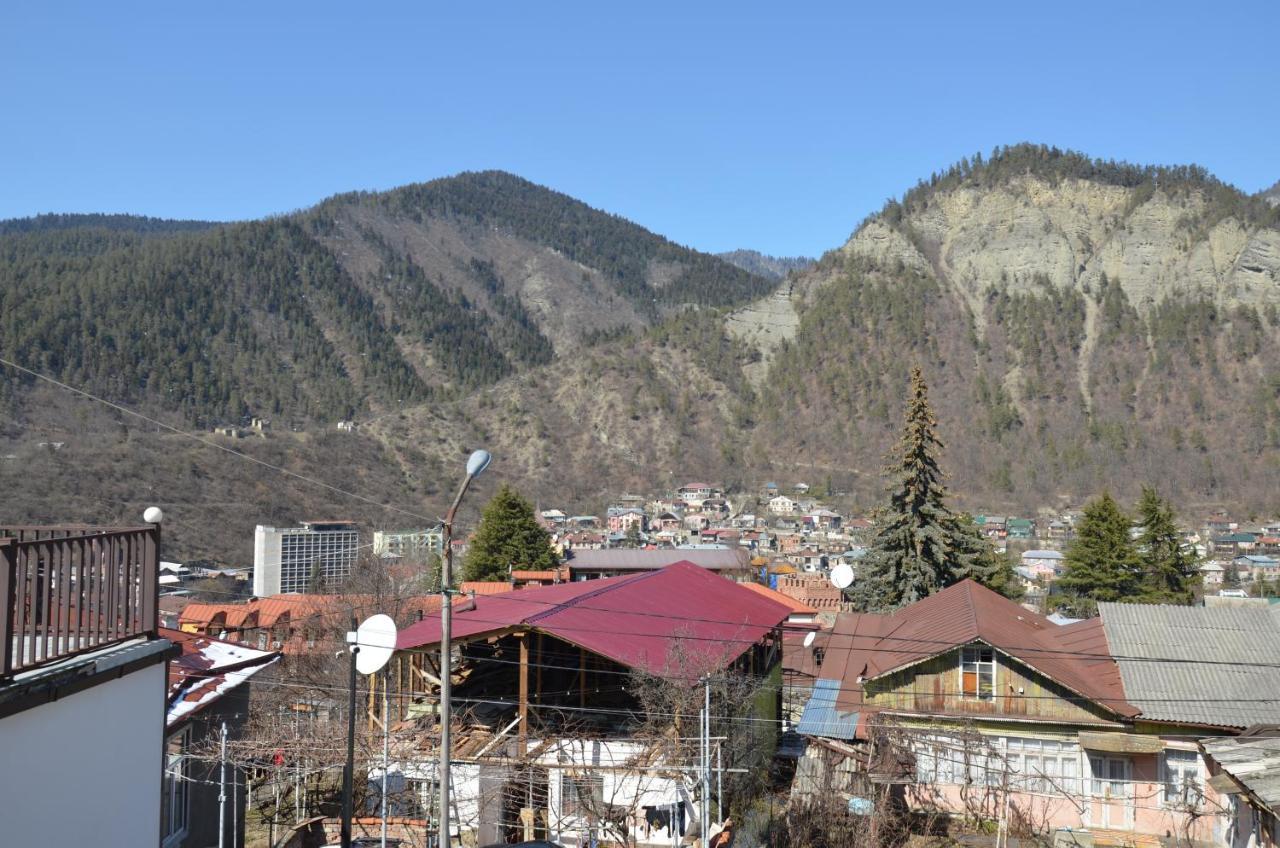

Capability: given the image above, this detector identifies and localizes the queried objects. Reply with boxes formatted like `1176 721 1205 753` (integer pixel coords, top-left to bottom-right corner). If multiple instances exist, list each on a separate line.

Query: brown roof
739 582 820 615
461 581 516 596
818 580 1137 720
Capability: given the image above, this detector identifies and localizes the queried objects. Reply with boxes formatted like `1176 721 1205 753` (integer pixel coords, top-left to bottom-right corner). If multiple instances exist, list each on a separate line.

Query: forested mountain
716 249 814 281
5 147 1280 564
0 172 772 428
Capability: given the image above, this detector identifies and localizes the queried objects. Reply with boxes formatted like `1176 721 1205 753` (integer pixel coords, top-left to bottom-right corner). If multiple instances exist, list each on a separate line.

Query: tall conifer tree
1058 492 1140 613
852 367 1013 610
461 484 558 582
1133 486 1198 604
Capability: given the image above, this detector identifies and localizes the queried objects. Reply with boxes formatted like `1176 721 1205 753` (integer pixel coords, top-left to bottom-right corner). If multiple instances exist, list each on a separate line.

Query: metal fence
0 525 159 677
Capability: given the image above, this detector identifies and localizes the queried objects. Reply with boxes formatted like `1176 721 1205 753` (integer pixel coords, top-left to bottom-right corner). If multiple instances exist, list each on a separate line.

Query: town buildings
253 520 360 595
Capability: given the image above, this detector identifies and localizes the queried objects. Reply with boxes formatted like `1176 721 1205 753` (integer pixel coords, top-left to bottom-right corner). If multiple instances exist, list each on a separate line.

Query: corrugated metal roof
396 562 791 678
564 548 749 571
808 581 1135 729
1203 736 1280 812
1099 602 1280 728
796 679 861 739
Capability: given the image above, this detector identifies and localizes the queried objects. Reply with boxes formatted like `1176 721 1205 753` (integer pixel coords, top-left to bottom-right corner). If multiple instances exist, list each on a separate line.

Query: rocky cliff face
753 147 1280 514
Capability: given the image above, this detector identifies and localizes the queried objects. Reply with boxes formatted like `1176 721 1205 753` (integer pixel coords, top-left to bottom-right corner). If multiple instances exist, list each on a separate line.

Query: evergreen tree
1133 486 1198 604
461 484 558 582
852 367 1015 610
953 515 1024 601
1058 493 1140 614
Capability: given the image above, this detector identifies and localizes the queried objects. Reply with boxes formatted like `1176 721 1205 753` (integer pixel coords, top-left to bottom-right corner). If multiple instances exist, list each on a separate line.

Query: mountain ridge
5 145 1280 563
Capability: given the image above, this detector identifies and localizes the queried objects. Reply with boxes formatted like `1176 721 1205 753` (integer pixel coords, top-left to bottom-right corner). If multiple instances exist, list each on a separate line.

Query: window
1005 737 1079 794
560 772 604 818
1163 749 1201 805
1089 755 1130 799
960 646 995 700
162 729 189 844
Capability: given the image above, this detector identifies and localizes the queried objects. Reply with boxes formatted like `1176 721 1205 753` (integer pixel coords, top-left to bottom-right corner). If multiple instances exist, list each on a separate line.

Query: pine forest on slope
3 146 1280 563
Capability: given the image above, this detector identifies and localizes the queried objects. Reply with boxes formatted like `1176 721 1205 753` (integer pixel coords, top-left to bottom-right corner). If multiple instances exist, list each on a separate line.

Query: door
1087 756 1134 830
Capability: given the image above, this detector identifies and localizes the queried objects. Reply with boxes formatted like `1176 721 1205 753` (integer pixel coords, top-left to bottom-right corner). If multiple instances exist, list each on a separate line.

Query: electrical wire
0 354 439 524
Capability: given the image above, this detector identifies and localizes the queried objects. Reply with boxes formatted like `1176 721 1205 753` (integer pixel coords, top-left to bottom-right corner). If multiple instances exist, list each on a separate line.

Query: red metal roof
817 580 1136 719
163 627 279 726
397 562 791 678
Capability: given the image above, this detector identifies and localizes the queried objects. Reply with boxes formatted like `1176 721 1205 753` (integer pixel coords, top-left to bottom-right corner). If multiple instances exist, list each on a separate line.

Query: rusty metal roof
806 580 1137 731
564 547 749 571
396 561 791 678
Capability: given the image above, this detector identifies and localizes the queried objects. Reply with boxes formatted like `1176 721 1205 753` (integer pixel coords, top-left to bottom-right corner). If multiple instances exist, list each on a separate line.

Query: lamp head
466 449 491 478
143 506 165 524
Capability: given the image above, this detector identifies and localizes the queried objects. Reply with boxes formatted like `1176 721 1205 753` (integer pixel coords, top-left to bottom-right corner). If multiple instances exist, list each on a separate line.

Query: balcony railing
0 524 159 678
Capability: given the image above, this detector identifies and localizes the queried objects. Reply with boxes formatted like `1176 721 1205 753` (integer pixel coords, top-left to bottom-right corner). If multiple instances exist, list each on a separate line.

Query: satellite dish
355 613 397 675
803 630 816 648
830 563 854 590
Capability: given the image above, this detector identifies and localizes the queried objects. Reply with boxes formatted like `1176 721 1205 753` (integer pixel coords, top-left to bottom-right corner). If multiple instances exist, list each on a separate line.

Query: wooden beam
535 632 543 705
579 647 587 709
518 633 529 757
1078 731 1164 754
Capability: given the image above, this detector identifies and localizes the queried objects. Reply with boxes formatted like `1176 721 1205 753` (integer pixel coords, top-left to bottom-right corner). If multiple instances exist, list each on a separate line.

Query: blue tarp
795 679 860 739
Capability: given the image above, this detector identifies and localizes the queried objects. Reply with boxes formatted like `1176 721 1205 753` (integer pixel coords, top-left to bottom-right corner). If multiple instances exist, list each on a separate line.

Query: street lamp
438 449 490 848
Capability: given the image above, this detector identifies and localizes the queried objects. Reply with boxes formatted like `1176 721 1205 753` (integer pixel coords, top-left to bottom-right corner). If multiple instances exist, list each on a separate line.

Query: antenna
355 613 398 675
829 563 854 590
803 630 816 648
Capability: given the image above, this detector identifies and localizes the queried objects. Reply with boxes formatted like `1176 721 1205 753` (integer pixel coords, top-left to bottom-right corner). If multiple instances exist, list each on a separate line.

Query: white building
0 522 176 848
768 495 798 515
373 526 443 559
253 520 359 595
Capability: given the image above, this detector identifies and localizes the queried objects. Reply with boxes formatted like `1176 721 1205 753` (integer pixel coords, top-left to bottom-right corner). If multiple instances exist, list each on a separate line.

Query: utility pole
439 450 490 848
382 669 390 848
219 721 228 848
702 677 711 842
342 618 359 848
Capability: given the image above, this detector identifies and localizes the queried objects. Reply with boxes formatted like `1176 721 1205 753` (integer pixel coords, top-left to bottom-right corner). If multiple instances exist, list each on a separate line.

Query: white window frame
960 645 996 701
1161 748 1202 807
162 727 190 847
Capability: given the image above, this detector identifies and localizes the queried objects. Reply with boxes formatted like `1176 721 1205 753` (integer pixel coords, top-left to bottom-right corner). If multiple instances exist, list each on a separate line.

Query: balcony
1 524 160 678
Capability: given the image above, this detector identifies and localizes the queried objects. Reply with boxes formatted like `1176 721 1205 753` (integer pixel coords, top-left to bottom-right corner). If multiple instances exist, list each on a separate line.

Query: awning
1077 731 1163 754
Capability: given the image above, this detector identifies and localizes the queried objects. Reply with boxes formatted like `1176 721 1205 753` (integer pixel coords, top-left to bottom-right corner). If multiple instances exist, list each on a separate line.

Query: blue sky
3 1 1277 256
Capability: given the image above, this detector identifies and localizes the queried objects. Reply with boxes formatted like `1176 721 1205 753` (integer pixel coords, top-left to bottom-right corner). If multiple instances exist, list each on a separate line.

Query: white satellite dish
803 630 816 648
830 563 854 590
354 613 398 675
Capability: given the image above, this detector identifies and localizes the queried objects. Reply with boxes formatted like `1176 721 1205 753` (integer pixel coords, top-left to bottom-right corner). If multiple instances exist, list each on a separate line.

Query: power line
0 354 439 524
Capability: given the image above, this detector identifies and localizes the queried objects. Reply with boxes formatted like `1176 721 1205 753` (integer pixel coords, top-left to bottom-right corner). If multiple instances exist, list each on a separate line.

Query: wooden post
518 633 529 757
579 648 586 709
535 633 543 705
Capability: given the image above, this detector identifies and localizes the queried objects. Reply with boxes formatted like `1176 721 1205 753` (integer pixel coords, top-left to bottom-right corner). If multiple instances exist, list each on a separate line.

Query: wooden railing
0 525 160 678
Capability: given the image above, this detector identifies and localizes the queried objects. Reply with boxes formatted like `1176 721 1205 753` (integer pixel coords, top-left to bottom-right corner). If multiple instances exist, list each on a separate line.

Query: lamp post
438 449 491 848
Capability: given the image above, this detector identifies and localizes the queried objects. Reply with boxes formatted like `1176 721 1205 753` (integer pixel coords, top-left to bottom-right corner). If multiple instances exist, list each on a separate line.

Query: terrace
1 522 161 678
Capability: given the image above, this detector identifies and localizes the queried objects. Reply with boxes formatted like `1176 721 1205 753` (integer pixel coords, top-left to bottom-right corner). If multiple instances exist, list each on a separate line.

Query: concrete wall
0 662 166 847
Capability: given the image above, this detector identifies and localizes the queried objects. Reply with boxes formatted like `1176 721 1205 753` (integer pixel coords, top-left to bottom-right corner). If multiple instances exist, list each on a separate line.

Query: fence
0 525 159 677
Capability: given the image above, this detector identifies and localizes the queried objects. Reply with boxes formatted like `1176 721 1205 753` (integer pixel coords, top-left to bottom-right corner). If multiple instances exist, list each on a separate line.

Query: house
1006 518 1036 540
1020 549 1065 580
1200 560 1226 587
389 563 790 847
739 581 822 626
0 520 179 847
653 511 683 533
794 482 810 495
775 573 842 614
539 509 567 528
605 507 647 535
1235 554 1280 582
806 508 843 530
1216 533 1260 556
795 581 1277 845
675 482 719 508
769 495 798 515
1201 733 1280 848
163 629 279 848
511 566 570 587
562 547 751 580
1046 519 1074 542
